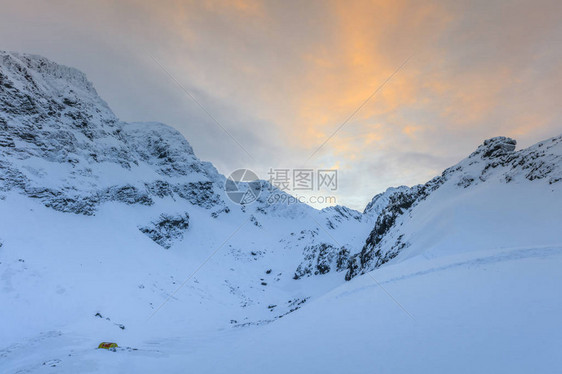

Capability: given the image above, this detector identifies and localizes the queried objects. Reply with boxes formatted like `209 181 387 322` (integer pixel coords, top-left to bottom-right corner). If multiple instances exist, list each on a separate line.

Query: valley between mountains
1 52 561 373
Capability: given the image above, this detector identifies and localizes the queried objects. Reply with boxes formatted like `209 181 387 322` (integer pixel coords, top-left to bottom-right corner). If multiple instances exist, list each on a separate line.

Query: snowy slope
3 216 561 373
1 51 562 373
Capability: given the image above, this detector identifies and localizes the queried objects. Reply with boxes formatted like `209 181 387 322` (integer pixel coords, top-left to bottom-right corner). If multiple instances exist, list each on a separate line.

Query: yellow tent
98 342 118 349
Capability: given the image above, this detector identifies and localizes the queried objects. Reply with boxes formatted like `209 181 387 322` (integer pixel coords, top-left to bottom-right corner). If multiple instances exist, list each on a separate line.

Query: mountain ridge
1 50 561 278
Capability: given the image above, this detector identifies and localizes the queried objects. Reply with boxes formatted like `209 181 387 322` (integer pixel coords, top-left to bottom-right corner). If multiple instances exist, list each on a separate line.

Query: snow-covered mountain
0 51 371 246
1 52 561 373
0 51 374 345
347 135 562 279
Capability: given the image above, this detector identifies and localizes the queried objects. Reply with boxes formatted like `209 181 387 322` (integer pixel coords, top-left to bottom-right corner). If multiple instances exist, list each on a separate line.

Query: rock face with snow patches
345 135 562 280
0 51 226 217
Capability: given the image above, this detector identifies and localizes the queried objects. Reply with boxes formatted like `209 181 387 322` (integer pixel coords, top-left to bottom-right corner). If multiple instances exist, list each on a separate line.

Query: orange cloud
277 1 452 161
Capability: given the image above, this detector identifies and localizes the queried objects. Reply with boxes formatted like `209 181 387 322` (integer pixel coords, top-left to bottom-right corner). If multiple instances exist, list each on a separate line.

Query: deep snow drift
1 52 561 373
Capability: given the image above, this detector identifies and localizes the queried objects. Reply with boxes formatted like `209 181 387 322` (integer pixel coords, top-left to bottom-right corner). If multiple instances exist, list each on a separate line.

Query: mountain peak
0 51 99 98
469 136 517 159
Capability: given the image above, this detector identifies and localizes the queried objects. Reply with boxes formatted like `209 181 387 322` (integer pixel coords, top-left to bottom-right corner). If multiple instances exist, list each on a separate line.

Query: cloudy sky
1 0 561 209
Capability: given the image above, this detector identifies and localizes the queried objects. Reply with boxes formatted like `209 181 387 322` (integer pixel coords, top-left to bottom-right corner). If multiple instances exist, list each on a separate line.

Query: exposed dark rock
138 213 190 249
294 243 350 279
470 136 517 159
102 185 153 206
172 182 223 209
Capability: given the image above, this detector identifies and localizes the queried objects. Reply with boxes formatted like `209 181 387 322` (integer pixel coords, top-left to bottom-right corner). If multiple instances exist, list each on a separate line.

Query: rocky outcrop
138 213 190 249
293 243 350 279
345 187 422 280
469 136 516 159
